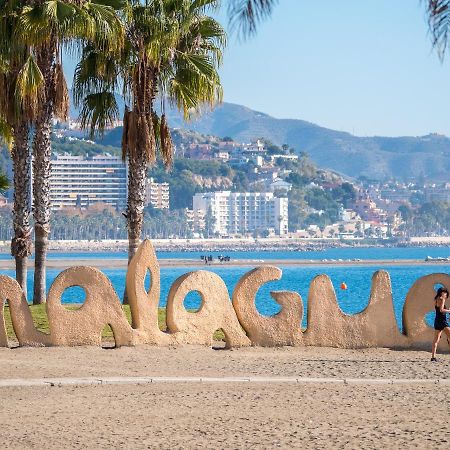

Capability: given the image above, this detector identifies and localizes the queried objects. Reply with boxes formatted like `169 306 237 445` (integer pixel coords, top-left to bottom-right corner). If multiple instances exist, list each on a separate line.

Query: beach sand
0 346 449 449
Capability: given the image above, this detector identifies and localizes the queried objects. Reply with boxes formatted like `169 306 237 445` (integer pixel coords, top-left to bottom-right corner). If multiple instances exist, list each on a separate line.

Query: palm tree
0 95 32 300
0 0 43 299
74 0 226 263
17 0 124 303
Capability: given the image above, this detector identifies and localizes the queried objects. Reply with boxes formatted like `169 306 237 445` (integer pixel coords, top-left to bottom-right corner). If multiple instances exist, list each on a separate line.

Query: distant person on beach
431 287 450 361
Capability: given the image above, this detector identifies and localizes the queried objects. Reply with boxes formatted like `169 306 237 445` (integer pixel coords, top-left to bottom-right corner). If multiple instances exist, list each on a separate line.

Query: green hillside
95 102 450 181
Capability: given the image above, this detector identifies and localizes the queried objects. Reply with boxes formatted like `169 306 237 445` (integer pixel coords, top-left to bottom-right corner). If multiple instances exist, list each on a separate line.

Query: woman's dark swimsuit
434 305 449 331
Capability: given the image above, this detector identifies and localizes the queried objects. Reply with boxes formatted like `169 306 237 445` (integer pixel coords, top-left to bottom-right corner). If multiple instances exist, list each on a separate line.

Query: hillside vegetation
95 102 450 181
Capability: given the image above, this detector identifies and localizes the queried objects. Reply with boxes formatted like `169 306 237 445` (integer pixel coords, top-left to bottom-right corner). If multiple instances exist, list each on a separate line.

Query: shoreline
0 237 449 254
0 257 448 269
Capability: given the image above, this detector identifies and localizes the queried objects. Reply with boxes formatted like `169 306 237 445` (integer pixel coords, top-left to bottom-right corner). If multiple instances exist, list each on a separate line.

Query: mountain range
74 97 450 181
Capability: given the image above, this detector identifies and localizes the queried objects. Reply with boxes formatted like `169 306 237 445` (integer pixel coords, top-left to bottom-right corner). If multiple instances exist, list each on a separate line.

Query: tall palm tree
0 0 43 299
17 0 124 303
74 0 226 263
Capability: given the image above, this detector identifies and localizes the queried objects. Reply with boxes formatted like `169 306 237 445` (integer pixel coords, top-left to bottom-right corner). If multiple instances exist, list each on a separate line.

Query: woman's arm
437 297 450 313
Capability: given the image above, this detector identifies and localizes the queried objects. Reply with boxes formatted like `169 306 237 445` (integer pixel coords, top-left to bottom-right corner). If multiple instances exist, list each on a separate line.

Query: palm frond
18 0 124 51
160 113 173 168
228 0 278 38
165 50 223 118
427 0 450 58
79 91 119 137
151 111 161 152
54 62 69 121
14 54 44 122
92 0 126 10
0 116 13 149
81 2 125 51
143 113 156 165
189 0 220 14
72 46 121 108
18 1 79 45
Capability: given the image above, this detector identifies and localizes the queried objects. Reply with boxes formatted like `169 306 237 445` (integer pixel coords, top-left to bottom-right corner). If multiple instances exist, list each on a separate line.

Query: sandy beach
0 346 449 449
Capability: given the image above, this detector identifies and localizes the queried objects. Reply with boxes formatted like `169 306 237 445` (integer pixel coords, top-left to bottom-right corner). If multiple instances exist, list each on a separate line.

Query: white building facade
49 153 127 209
193 191 288 236
146 178 170 209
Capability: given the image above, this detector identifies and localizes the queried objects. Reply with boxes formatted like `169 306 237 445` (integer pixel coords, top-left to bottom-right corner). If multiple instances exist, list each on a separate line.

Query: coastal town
0 129 448 244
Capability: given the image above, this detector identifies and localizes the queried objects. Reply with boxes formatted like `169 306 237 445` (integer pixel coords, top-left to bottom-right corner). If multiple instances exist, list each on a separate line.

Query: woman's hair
435 287 449 300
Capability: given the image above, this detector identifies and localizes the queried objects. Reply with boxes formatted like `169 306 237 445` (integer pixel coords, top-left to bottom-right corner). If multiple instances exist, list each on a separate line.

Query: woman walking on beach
431 287 450 361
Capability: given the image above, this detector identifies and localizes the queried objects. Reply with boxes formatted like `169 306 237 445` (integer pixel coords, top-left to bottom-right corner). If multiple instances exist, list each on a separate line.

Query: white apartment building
193 191 288 236
49 153 127 209
185 208 206 232
146 178 170 209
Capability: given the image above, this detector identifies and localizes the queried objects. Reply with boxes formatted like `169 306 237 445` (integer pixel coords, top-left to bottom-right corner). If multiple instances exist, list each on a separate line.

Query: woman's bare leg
443 327 450 351
431 330 442 359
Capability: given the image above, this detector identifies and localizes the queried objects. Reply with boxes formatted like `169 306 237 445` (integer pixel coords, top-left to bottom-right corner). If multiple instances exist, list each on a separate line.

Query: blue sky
64 0 450 137
217 0 450 137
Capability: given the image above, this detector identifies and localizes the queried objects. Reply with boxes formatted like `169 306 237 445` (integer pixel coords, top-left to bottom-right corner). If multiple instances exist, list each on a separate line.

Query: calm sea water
1 259 448 329
0 245 449 261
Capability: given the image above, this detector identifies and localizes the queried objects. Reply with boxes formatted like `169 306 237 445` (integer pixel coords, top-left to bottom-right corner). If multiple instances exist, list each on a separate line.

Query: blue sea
1 245 448 329
0 245 449 261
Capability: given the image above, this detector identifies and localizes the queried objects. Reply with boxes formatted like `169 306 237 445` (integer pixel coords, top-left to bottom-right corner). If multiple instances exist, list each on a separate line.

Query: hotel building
185 208 206 232
49 153 127 209
146 178 170 209
193 191 288 236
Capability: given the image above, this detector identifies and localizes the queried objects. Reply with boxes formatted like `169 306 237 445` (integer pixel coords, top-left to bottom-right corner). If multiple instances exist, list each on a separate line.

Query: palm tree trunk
123 151 146 305
123 64 156 304
126 151 147 262
32 44 55 305
32 111 52 304
10 121 32 299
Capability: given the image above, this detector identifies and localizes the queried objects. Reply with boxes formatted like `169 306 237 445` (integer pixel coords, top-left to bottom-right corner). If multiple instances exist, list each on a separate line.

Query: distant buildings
49 154 173 211
49 153 127 210
340 208 359 222
193 191 288 236
185 139 268 165
185 208 206 233
268 178 292 193
424 183 450 203
146 178 169 209
350 190 387 223
268 154 298 163
380 188 411 203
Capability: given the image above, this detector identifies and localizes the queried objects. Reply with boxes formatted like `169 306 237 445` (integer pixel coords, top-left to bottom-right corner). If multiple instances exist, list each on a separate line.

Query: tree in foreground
0 0 41 298
74 0 226 263
17 0 124 303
